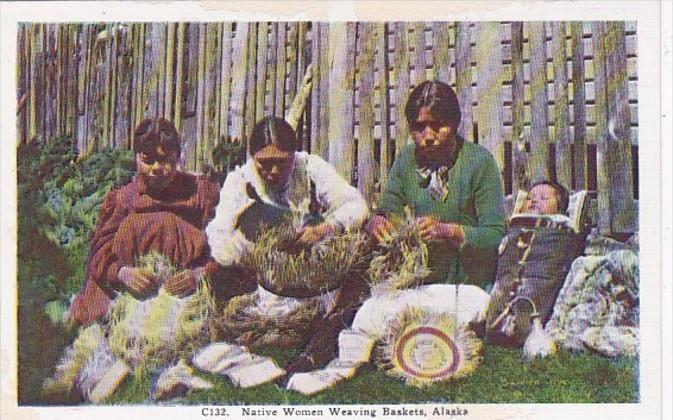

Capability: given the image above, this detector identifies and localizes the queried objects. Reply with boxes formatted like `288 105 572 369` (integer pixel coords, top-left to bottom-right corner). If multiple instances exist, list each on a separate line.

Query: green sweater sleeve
377 146 410 217
460 153 507 252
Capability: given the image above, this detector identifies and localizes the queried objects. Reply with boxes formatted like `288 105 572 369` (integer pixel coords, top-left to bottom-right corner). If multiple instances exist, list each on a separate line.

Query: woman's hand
117 266 158 298
295 223 337 246
164 268 203 298
367 214 395 243
416 216 465 246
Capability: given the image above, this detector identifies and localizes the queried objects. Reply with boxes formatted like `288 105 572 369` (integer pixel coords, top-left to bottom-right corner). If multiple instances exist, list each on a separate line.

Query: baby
522 180 569 216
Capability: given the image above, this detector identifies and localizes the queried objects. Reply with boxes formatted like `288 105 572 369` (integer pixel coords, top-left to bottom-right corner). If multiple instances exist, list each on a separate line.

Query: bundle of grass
214 292 321 348
367 209 430 293
42 323 114 401
240 217 371 298
108 253 215 371
375 307 482 388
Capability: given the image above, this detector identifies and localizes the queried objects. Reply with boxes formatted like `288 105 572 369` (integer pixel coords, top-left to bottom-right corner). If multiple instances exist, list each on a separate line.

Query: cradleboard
484 215 585 347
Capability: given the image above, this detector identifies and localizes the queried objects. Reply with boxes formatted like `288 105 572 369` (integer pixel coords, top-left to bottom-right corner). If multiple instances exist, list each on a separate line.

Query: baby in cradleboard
483 180 589 360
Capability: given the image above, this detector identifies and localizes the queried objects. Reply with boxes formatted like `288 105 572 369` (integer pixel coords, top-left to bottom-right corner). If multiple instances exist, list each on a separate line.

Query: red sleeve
85 188 129 290
197 177 223 277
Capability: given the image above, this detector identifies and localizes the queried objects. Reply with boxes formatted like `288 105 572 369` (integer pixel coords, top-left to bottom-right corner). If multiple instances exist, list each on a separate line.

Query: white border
0 2 668 420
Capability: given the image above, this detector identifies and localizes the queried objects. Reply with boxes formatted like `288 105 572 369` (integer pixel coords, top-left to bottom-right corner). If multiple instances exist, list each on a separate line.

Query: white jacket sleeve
205 168 254 266
306 154 369 231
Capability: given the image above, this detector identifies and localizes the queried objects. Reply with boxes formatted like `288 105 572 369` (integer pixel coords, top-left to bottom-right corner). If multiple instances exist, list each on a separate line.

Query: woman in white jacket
205 116 370 375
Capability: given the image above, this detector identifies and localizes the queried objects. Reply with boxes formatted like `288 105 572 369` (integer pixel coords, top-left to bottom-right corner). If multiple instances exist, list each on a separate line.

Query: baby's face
524 184 560 215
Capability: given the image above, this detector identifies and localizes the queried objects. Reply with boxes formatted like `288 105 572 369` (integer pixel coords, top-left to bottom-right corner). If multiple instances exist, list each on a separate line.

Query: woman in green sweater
369 80 506 288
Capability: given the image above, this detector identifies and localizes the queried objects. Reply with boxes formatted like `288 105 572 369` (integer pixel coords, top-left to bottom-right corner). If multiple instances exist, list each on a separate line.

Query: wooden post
356 22 381 202
286 23 300 117
593 22 636 236
412 22 427 86
571 21 586 190
229 22 250 143
433 22 451 84
392 22 411 153
140 23 167 120
378 23 392 189
527 22 550 183
254 22 268 122
193 23 208 171
103 24 117 148
327 22 357 181
454 22 473 142
551 22 572 189
318 23 331 159
173 23 186 135
474 22 505 171
180 23 201 170
244 23 259 150
200 23 223 171
510 22 528 192
17 24 27 144
218 23 234 140
265 23 278 117
164 23 177 122
76 24 92 153
113 25 134 149
274 23 287 117
286 64 313 131
28 23 43 144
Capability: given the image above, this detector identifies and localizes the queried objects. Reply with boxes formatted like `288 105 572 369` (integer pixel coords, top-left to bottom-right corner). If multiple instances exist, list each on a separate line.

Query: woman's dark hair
249 116 297 156
530 180 570 214
405 80 461 130
133 117 181 156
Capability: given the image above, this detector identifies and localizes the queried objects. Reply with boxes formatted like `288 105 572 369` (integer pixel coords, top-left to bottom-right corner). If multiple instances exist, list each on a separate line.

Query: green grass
101 345 637 405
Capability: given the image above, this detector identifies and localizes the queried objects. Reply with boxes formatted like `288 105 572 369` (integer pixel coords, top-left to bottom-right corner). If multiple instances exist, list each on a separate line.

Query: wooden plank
356 22 381 202
43 24 56 143
54 25 64 139
378 22 392 189
254 22 268 122
392 22 411 152
201 23 223 171
297 23 310 150
179 23 201 170
510 22 528 192
245 23 259 149
412 22 427 86
113 25 133 149
473 22 505 170
454 21 473 142
317 23 331 159
173 23 186 135
264 23 278 117
551 22 572 189
327 22 357 181
433 22 451 84
571 22 587 190
194 23 208 171
163 23 177 122
28 24 44 144
309 22 323 155
527 22 550 182
599 21 636 234
274 23 287 117
103 24 117 148
218 23 234 140
16 24 27 144
131 23 146 131
140 23 167 120
229 22 250 143
285 22 299 117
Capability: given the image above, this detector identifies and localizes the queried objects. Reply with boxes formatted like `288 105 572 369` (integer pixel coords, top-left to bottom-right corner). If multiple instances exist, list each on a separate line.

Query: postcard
0 1 669 420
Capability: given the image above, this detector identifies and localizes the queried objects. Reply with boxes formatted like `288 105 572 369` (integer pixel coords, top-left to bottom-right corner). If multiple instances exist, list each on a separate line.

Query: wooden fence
16 21 638 235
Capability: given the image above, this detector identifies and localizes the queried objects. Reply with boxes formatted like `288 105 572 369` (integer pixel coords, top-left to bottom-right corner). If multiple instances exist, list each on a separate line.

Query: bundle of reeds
42 323 113 399
107 253 215 371
367 210 431 292
240 218 371 298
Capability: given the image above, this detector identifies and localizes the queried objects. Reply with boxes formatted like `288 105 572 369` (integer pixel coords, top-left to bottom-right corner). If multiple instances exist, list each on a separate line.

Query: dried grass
240 217 371 298
367 210 431 292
